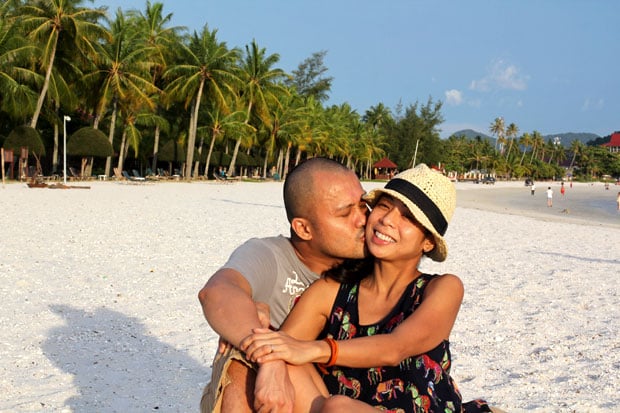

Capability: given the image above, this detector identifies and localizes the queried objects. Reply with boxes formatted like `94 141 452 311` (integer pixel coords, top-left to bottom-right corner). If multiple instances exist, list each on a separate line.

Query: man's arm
199 267 295 412
199 268 263 347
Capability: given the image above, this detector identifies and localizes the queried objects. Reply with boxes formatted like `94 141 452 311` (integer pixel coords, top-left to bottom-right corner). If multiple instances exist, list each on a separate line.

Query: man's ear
291 217 313 241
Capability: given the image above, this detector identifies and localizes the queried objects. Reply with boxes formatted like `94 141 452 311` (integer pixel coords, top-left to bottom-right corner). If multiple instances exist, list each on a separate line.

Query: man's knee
221 360 256 412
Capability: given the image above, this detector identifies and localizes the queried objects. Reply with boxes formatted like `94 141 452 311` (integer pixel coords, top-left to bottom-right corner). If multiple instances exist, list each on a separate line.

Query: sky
92 0 620 139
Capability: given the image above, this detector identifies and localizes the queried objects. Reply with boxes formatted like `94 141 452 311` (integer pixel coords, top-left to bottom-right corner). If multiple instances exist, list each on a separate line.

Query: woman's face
365 195 435 261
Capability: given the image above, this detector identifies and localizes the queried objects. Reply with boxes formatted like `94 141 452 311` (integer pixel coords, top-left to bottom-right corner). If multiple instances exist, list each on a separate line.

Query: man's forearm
200 282 263 347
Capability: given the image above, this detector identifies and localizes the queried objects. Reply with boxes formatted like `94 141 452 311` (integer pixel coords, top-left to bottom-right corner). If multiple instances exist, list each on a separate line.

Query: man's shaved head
283 158 353 223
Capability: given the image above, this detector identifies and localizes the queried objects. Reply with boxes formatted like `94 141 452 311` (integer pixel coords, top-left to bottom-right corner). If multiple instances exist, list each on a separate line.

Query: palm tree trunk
204 131 218 178
105 101 118 177
185 81 205 179
152 125 161 172
30 36 58 128
117 129 127 172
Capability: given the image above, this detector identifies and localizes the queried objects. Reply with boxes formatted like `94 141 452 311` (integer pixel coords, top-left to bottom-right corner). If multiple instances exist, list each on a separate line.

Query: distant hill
449 129 494 141
541 132 602 147
449 129 603 148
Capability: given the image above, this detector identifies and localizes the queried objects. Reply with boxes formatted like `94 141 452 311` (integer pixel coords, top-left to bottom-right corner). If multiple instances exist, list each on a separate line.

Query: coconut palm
126 1 185 173
233 39 288 176
568 139 583 172
18 0 109 128
530 130 544 164
363 103 393 132
198 107 253 177
164 24 240 179
489 116 505 153
80 8 158 176
505 122 519 160
0 5 39 121
518 132 532 166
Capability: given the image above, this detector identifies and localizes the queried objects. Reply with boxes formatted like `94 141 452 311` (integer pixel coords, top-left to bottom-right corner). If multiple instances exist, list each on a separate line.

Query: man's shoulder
241 235 292 250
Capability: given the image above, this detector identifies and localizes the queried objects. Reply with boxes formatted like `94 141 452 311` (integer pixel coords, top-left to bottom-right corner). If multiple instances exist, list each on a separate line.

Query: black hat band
384 178 448 236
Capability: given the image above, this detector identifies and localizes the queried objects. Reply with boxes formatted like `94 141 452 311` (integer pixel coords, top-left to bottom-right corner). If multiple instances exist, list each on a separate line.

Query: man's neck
289 238 341 275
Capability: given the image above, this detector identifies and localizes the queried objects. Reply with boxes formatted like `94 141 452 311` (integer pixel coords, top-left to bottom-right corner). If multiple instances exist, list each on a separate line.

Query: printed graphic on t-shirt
282 270 306 311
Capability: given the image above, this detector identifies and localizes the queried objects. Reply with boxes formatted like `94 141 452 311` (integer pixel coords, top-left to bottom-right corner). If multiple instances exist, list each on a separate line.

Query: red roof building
602 132 620 153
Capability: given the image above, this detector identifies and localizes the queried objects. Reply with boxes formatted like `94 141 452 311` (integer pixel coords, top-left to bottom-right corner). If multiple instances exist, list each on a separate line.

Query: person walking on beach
531 182 536 196
241 165 499 412
617 191 620 211
560 182 565 196
546 186 553 207
198 158 369 413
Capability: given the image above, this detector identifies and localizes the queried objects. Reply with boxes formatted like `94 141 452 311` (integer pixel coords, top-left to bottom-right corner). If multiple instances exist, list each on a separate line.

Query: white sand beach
0 179 618 412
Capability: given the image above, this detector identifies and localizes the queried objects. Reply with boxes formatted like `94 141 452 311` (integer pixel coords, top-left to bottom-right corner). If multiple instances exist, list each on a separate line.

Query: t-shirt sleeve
221 238 278 302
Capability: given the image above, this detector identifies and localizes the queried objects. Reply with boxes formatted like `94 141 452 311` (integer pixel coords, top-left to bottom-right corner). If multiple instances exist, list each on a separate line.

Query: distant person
531 183 536 196
546 187 553 207
560 182 565 196
617 191 620 211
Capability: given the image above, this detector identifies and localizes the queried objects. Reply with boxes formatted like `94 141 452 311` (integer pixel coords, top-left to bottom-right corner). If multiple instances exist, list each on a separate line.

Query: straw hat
364 164 456 262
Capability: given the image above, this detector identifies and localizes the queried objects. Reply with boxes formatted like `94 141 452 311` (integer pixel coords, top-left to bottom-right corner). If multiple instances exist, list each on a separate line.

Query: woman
241 164 495 412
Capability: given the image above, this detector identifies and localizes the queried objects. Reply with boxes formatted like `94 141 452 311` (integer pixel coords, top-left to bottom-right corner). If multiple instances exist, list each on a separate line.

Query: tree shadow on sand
43 305 210 412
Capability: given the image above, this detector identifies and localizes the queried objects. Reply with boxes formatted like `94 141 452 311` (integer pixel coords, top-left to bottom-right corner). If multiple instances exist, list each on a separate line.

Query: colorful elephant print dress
319 273 492 413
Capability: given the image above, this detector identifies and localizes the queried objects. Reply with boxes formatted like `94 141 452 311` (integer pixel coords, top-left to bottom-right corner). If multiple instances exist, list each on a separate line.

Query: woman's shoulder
425 273 464 298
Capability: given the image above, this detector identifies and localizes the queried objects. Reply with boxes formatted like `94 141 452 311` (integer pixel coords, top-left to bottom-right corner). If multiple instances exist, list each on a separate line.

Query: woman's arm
243 274 464 368
335 274 464 367
240 277 339 365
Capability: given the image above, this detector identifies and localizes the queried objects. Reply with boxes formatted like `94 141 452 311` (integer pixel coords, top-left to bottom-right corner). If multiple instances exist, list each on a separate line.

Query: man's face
308 171 368 261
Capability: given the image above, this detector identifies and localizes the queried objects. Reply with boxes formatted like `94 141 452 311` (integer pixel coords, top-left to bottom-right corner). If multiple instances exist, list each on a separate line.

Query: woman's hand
240 328 325 365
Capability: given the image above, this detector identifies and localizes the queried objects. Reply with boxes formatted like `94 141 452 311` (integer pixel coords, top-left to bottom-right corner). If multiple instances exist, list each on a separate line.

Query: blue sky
92 0 619 139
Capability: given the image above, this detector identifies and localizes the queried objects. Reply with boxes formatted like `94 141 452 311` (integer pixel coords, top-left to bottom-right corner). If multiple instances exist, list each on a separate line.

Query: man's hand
253 361 294 413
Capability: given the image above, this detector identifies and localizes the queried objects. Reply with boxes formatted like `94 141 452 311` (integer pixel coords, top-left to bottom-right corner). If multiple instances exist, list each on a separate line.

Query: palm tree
568 139 583 172
126 1 185 173
199 107 252 177
505 122 519 160
363 103 393 131
0 5 39 121
518 132 532 166
81 8 157 176
530 130 544 164
489 117 505 153
164 24 240 179
233 39 288 176
18 0 109 128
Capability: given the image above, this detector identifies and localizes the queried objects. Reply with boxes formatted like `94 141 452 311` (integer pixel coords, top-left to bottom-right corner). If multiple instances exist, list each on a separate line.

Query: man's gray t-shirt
222 235 320 328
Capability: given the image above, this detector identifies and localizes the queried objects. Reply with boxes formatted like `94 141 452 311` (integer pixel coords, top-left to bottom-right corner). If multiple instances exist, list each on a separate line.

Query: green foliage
67 127 113 157
4 125 45 156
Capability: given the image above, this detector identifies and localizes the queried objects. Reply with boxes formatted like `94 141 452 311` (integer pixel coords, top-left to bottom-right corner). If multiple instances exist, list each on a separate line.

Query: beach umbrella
4 125 45 157
66 127 114 177
4 125 45 178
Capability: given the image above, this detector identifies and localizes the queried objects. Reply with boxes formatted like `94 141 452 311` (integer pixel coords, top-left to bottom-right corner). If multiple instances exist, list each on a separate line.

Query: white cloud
470 59 529 92
581 97 604 111
445 89 463 106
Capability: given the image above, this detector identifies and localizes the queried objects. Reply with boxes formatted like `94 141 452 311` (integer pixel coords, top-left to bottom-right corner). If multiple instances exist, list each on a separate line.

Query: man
199 158 368 412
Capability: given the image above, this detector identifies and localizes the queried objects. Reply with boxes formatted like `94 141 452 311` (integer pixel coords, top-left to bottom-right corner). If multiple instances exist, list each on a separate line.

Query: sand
0 179 618 412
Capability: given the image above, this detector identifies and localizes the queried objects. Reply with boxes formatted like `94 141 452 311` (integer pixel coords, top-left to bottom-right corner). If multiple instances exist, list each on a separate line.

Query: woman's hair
323 256 374 284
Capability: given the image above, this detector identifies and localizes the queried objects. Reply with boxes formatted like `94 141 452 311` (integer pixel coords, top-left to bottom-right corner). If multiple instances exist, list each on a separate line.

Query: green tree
233 39 287 176
19 0 109 128
489 116 505 153
164 24 240 179
287 50 332 103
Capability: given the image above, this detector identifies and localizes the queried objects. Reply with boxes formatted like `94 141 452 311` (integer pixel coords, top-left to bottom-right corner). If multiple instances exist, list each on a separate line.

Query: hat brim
364 188 448 262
